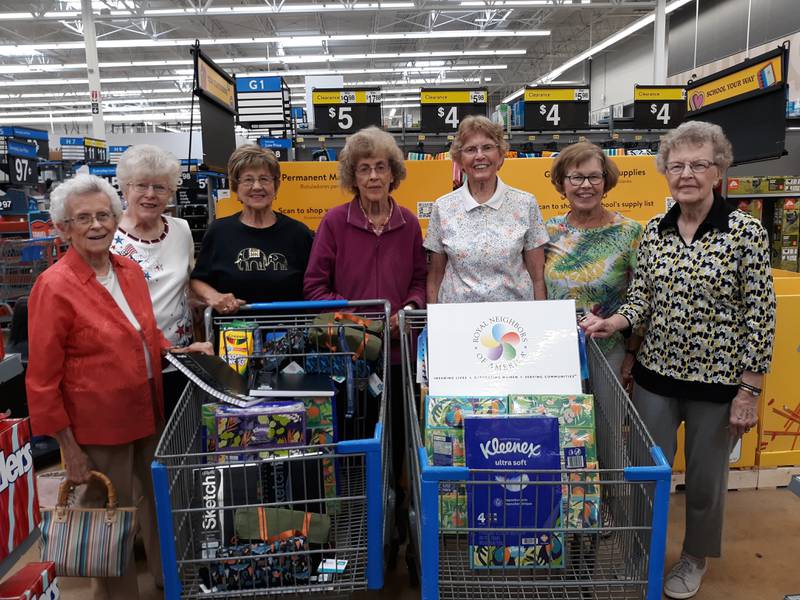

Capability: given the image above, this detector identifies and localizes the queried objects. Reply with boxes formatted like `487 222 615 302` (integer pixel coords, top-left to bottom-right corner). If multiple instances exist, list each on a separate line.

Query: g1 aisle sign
217 155 671 232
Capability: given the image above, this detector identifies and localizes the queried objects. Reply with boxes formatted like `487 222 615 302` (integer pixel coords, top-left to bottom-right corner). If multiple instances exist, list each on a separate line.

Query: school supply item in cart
0 418 40 565
204 513 312 591
464 415 563 569
424 397 506 533
308 312 384 362
218 322 255 375
0 561 58 599
215 401 305 460
416 326 428 385
40 471 137 577
508 394 600 529
234 506 331 545
166 352 261 407
249 372 335 398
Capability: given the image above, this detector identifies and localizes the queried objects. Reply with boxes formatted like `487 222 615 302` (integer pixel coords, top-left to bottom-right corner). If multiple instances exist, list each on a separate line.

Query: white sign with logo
427 300 581 396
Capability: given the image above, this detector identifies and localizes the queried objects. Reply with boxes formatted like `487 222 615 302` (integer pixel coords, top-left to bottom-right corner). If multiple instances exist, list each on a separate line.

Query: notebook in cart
249 372 336 397
166 352 262 407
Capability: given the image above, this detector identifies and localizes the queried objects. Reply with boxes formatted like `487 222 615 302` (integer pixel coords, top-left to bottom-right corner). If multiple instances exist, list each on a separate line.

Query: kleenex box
464 414 563 569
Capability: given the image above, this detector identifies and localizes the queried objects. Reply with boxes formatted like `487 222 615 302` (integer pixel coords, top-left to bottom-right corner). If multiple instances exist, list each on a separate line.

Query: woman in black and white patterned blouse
581 120 776 600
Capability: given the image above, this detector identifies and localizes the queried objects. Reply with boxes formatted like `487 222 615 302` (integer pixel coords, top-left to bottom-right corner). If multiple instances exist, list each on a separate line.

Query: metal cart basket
0 237 66 304
400 309 671 600
152 300 392 599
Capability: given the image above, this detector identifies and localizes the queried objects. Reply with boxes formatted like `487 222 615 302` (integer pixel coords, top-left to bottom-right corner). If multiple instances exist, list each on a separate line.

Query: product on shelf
772 198 799 271
0 418 40 565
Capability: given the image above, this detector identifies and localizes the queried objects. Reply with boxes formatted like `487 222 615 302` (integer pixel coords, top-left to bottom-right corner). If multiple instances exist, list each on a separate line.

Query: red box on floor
0 561 58 599
0 418 40 563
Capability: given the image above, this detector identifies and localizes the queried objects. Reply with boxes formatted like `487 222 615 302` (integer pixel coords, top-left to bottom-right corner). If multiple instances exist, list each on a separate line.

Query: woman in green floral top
544 142 643 381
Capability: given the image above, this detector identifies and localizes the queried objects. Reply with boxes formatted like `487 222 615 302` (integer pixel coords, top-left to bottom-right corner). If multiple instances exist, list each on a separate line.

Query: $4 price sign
523 87 590 131
632 86 686 129
419 89 487 132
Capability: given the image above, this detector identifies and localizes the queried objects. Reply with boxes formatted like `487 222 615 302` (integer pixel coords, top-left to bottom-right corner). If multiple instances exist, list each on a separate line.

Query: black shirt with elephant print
191 211 314 304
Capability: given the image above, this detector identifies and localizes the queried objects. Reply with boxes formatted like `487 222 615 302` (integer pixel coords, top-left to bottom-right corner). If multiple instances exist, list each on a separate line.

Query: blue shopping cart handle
242 300 351 311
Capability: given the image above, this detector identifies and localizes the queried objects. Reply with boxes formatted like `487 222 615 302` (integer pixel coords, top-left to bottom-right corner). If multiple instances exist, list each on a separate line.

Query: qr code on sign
417 202 433 219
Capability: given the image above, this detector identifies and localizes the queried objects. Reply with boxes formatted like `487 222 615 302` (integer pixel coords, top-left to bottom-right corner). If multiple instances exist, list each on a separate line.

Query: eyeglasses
64 211 115 227
238 176 276 188
129 182 171 197
355 163 390 177
566 173 605 186
462 143 499 156
666 160 716 175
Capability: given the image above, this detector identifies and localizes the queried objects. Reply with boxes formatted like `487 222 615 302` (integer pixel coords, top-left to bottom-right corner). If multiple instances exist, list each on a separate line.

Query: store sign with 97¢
312 89 382 134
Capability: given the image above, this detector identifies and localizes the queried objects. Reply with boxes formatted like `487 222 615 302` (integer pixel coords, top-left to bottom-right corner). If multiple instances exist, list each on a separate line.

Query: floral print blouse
424 177 549 303
544 212 643 351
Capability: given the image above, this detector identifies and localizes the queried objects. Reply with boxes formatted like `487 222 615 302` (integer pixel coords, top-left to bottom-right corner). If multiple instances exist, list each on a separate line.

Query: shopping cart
0 237 66 304
152 300 391 599
400 309 671 600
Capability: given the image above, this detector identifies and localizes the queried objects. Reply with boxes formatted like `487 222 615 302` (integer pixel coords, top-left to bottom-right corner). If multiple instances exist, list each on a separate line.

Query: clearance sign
217 156 671 232
687 51 784 112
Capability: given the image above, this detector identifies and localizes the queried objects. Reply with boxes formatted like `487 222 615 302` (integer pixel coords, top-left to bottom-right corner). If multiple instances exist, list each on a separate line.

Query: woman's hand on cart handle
580 313 628 339
209 292 247 315
170 342 214 356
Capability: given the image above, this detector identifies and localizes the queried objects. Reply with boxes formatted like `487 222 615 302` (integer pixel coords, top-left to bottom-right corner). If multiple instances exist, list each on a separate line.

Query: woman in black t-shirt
190 145 313 312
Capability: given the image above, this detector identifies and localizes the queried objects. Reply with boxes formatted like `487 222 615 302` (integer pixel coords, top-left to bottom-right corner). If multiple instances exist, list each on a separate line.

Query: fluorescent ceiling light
0 2 419 21
0 96 192 109
0 112 202 125
1 64 505 88
0 47 41 57
501 0 695 103
0 88 188 100
0 105 199 118
0 49 524 74
0 29 548 53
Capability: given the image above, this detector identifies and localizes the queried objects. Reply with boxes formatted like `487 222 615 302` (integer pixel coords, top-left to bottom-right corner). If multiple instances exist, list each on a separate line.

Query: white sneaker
663 554 707 599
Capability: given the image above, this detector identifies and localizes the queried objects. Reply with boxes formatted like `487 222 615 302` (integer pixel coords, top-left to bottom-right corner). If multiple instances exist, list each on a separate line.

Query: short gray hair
50 174 123 237
116 144 181 191
656 120 734 173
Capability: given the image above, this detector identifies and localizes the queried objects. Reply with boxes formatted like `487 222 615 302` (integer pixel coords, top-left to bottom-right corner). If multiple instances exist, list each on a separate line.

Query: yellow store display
672 424 758 472
758 271 800 467
216 156 672 232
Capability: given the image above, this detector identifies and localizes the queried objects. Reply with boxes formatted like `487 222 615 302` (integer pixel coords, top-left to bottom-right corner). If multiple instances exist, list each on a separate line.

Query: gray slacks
632 383 736 558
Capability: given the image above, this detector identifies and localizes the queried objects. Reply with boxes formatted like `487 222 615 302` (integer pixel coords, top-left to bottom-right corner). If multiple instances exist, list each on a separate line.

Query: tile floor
11 487 799 599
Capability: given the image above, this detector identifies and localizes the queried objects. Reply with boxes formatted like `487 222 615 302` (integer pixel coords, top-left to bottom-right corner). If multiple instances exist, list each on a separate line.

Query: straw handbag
40 470 138 577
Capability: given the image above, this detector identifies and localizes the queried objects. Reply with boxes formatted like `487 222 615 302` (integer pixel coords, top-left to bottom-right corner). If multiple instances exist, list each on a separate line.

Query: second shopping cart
400 308 672 600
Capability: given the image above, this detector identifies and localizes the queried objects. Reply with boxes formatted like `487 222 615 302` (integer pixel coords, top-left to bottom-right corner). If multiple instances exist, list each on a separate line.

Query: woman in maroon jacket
304 126 426 561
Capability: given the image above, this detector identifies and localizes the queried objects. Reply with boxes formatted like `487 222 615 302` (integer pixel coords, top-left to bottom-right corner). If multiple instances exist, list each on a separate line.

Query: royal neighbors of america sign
427 300 581 396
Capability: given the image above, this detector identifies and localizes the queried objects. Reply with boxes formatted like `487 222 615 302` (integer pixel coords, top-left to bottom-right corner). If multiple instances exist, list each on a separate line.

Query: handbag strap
258 508 311 543
334 312 372 361
57 470 117 509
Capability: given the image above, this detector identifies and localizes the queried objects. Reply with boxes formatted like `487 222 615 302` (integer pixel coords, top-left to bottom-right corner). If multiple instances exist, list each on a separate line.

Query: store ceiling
0 0 660 130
